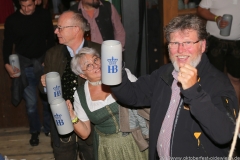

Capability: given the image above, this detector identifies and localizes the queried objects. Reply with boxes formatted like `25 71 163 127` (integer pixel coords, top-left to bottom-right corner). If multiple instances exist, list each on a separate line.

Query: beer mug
220 14 233 36
50 98 73 135
9 54 21 77
101 40 122 85
46 72 62 104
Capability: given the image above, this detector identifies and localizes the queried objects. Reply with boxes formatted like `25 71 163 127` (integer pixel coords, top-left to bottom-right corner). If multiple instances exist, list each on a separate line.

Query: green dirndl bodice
77 85 148 160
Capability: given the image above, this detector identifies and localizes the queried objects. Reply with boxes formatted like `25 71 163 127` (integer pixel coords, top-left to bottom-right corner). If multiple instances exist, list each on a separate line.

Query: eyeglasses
82 57 100 71
55 25 77 32
168 40 200 49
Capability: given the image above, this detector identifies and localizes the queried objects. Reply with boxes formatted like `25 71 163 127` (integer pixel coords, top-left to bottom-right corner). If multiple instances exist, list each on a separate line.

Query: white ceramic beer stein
220 14 233 36
9 54 21 77
101 40 122 85
46 72 62 104
50 98 73 135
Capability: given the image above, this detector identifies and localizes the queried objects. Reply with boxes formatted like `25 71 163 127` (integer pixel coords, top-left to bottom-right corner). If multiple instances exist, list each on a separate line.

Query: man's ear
201 39 207 53
74 26 82 34
76 27 84 37
80 74 87 80
74 26 79 32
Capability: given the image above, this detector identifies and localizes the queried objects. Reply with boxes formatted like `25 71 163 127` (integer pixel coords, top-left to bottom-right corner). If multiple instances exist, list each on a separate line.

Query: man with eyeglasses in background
40 10 100 160
110 14 239 159
2 0 55 146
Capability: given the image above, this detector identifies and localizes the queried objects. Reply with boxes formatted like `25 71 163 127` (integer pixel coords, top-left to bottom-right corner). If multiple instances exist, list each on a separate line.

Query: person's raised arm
66 100 91 139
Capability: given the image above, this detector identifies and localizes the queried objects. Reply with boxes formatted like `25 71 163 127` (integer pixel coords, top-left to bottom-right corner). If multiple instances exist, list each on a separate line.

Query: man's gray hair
64 10 90 32
164 14 208 42
71 47 100 75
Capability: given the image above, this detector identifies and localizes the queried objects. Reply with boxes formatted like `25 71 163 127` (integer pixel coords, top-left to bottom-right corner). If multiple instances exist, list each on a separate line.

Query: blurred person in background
2 0 55 146
70 0 125 49
197 0 240 105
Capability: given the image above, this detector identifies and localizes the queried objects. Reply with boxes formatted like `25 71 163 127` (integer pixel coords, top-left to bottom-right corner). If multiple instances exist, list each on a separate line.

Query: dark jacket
40 40 101 146
70 0 114 41
111 54 239 160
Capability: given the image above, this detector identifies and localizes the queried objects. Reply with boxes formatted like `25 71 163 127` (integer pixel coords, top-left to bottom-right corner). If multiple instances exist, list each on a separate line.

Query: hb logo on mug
107 56 118 73
54 113 64 126
53 85 62 98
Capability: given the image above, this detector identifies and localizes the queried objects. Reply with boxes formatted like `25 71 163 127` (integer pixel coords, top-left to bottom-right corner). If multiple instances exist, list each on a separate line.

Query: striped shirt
157 70 181 159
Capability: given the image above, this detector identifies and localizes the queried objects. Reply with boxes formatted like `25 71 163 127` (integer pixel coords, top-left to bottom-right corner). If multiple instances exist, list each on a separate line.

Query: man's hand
216 16 229 29
41 74 46 87
177 64 198 90
5 64 20 78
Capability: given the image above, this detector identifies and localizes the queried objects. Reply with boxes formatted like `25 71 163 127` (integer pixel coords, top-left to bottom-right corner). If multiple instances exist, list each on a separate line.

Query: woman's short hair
164 14 208 42
71 47 100 75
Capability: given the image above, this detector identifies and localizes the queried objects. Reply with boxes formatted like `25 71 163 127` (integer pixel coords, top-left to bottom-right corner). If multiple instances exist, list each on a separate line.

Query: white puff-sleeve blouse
73 68 137 122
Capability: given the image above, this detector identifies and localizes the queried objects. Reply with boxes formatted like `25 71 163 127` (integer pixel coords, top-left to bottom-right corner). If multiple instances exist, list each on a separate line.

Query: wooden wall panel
161 0 178 64
163 0 178 30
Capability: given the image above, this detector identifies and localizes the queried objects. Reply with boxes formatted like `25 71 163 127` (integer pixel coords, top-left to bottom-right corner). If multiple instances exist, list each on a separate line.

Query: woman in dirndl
66 47 149 160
